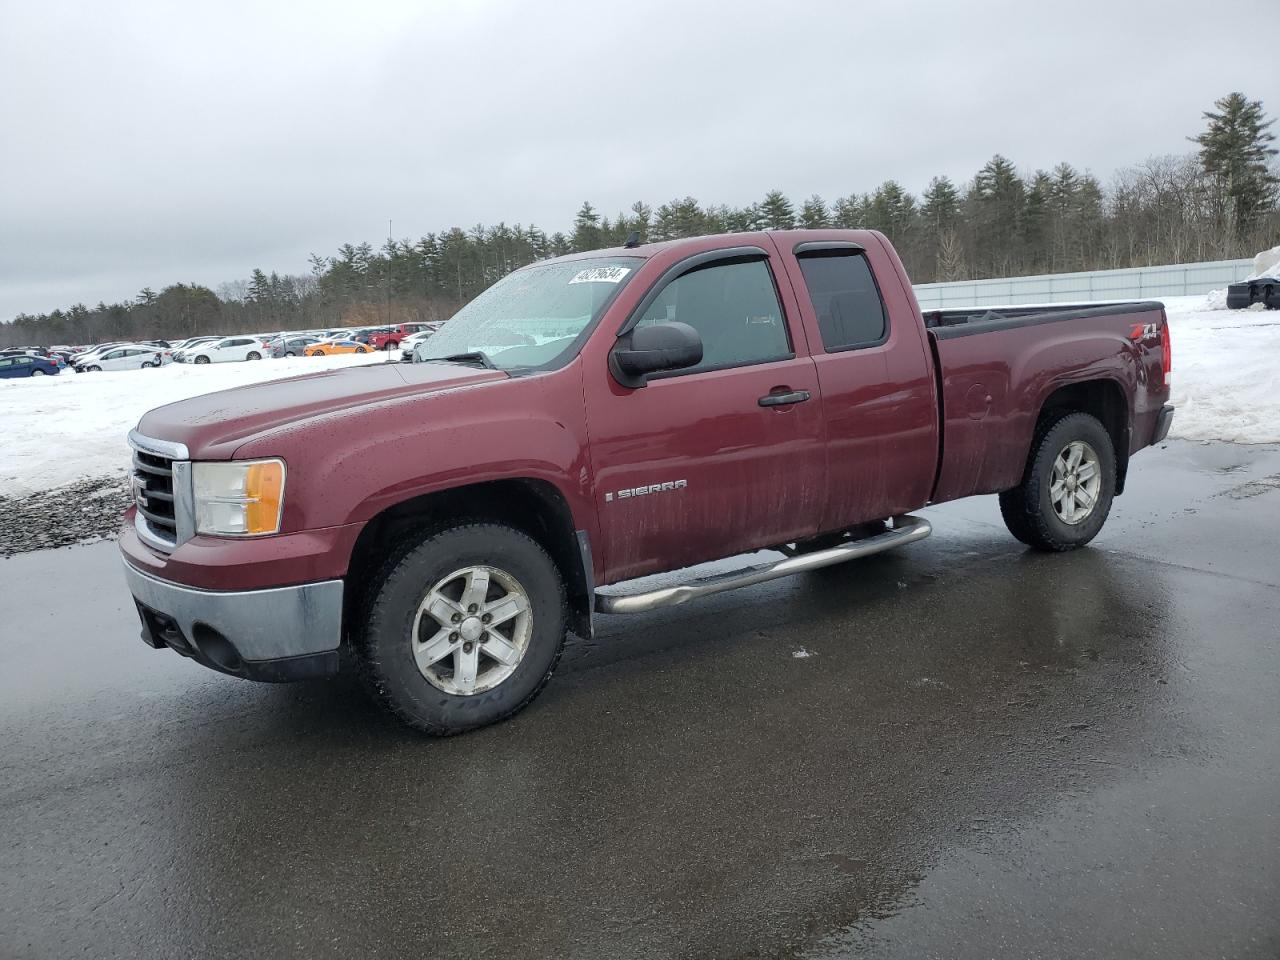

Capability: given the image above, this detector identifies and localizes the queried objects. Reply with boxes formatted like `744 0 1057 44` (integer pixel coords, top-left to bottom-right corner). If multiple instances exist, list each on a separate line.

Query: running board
594 515 932 615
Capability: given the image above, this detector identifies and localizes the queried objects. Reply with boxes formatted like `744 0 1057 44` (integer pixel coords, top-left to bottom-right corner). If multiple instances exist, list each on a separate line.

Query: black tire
354 521 568 735
313 350 325 356
284 350 295 357
384 341 398 351
998 411 1116 552
195 355 210 364
87 365 101 372
356 346 368 354
247 351 261 361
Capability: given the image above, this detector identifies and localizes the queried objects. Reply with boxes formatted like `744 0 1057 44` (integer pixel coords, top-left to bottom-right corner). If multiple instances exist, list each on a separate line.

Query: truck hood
136 361 507 459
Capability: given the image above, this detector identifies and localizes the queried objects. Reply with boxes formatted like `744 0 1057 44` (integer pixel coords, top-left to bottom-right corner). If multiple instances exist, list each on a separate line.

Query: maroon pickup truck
120 229 1173 734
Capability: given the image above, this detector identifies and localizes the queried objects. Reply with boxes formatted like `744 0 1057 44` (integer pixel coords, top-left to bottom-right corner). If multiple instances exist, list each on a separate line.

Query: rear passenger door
775 238 938 530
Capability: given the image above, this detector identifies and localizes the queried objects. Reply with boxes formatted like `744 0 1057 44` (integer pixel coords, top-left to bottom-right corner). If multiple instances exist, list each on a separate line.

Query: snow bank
1161 293 1280 445
0 352 391 497
1251 245 1280 281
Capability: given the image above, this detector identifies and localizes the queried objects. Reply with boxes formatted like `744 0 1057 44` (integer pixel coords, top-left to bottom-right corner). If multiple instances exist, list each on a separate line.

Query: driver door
586 250 824 584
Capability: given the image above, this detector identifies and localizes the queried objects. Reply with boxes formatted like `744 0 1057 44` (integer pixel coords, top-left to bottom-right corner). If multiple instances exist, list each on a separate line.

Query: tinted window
797 253 888 351
634 258 790 373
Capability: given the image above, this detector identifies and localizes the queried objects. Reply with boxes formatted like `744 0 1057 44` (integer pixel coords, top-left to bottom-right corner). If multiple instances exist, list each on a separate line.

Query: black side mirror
609 321 703 388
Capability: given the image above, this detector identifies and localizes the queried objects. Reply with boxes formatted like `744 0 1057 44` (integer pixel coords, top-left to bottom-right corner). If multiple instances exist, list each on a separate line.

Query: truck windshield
415 256 641 371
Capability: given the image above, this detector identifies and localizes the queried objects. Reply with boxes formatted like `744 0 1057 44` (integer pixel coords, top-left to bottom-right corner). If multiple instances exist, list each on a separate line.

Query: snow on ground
1 294 1278 499
1161 293 1280 445
0 352 391 497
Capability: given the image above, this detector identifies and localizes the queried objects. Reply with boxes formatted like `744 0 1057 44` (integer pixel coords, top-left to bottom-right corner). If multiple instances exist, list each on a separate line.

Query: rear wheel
356 346 368 354
354 521 567 735
385 341 398 351
247 351 261 361
31 369 46 377
999 411 1115 551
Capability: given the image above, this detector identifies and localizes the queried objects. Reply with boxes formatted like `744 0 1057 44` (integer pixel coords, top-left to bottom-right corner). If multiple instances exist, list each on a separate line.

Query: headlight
192 459 286 536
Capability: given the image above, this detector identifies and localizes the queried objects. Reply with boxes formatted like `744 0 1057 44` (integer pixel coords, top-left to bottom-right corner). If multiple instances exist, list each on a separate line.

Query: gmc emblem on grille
605 479 687 502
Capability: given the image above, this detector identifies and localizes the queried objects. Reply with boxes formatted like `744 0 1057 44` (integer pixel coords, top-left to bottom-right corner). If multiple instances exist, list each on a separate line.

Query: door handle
758 389 811 407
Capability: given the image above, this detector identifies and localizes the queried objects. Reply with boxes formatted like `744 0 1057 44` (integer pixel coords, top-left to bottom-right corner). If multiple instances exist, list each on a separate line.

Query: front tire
195 355 210 364
999 411 1115 551
312 350 325 356
354 522 568 735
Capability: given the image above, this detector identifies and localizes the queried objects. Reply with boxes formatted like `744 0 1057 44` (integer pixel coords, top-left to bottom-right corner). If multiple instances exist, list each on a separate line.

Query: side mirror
609 321 703 388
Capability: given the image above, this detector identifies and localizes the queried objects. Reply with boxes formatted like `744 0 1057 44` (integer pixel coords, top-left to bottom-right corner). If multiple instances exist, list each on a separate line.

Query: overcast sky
1 0 1277 321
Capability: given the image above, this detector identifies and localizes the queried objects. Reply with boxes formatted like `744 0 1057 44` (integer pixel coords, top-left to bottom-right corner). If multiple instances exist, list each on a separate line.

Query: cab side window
796 252 889 351
634 258 790 374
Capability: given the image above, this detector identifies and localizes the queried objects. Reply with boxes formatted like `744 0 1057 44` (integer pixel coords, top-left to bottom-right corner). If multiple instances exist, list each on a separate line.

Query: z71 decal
605 479 687 502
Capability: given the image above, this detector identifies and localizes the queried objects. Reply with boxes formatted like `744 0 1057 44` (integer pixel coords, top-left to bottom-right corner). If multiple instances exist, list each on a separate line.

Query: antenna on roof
623 230 641 248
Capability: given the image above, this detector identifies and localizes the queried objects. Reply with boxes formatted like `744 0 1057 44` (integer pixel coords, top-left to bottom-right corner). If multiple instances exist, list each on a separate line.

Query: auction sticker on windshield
569 266 631 284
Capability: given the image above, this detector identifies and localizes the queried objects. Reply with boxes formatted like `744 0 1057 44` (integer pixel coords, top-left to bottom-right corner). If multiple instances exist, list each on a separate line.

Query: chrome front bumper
122 561 344 681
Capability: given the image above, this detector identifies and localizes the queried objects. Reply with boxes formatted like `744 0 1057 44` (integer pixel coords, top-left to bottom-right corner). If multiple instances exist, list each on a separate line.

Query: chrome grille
132 448 178 545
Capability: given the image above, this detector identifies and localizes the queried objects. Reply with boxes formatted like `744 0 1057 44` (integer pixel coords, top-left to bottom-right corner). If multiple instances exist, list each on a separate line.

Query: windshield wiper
426 351 497 370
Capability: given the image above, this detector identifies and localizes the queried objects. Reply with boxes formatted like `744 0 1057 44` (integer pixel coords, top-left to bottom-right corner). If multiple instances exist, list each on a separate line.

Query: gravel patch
0 476 131 556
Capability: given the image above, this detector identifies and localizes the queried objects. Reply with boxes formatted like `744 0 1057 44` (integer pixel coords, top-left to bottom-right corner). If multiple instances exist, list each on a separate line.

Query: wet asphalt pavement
2 438 1278 959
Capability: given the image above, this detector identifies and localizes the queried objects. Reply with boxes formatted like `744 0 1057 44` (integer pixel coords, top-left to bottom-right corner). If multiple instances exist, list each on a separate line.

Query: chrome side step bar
594 515 932 615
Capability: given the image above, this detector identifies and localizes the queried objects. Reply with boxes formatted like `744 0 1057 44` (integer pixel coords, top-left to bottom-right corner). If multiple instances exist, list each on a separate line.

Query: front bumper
122 560 343 682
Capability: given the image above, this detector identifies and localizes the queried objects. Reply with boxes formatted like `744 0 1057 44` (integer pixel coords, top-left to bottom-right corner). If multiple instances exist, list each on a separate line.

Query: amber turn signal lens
244 460 285 534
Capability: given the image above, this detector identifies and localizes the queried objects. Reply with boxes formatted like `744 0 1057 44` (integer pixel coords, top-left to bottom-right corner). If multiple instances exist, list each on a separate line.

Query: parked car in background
185 337 268 364
304 339 372 356
267 335 322 357
75 344 167 371
366 322 431 351
0 354 61 378
172 337 222 362
398 327 440 361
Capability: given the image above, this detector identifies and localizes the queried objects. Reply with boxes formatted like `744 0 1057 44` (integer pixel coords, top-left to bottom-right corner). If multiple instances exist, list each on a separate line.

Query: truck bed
922 300 1169 505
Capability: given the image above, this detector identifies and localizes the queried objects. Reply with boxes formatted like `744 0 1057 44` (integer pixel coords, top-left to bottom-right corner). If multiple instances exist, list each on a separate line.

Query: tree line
4 92 1275 348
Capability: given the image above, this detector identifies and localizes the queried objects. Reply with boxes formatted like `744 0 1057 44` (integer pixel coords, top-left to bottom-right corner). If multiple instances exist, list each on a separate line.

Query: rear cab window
795 251 889 351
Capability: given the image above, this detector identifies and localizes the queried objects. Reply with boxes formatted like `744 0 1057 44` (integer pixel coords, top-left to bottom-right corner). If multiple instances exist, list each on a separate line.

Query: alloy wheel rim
410 565 533 696
1050 440 1101 525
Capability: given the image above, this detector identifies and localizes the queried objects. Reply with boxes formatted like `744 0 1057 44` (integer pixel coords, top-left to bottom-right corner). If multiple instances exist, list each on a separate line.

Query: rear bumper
122 560 343 682
1152 404 1175 444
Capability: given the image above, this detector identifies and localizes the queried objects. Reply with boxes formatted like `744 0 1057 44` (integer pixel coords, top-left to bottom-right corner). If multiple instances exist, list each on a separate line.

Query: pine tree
1191 92 1280 238
800 194 830 228
758 190 796 229
920 177 960 232
571 202 602 251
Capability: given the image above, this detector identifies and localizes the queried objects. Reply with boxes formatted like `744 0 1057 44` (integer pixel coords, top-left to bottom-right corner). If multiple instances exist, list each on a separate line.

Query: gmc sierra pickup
119 229 1174 734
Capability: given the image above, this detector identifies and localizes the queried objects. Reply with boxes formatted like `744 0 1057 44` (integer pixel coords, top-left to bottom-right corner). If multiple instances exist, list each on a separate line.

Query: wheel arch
1034 377 1130 494
345 477 594 641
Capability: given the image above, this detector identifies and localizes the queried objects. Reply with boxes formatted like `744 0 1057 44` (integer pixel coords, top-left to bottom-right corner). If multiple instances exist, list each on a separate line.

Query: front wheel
284 350 295 357
312 350 325 356
999 411 1115 551
354 521 568 735
195 355 210 364
384 341 398 351
86 365 101 372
